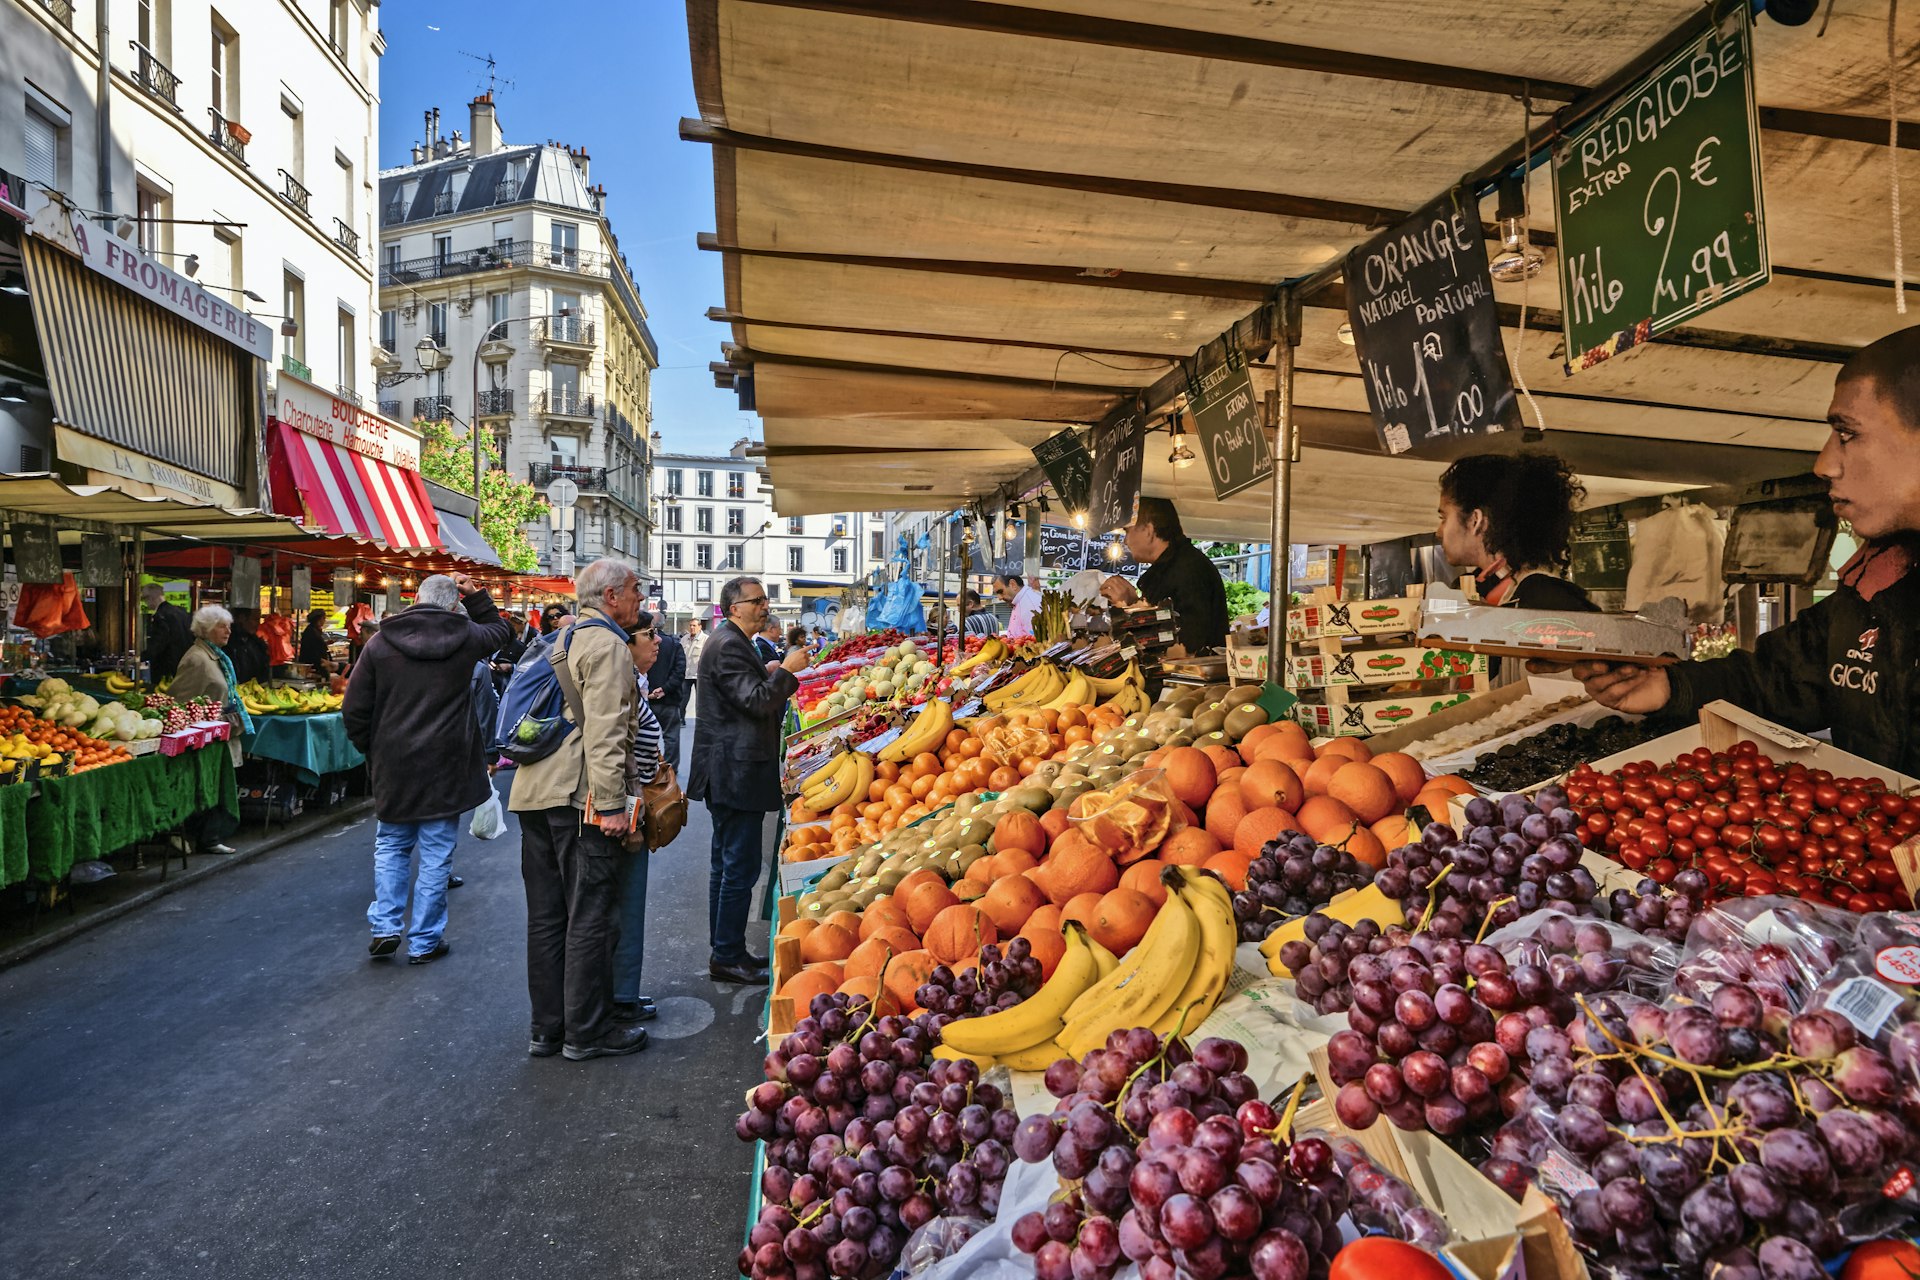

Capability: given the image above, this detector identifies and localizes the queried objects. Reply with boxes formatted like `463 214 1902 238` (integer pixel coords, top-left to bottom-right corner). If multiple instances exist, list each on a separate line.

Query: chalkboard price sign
1085 531 1144 576
1039 524 1086 570
1552 19 1767 371
1031 428 1093 515
1345 195 1520 455
1189 358 1272 500
1088 405 1145 534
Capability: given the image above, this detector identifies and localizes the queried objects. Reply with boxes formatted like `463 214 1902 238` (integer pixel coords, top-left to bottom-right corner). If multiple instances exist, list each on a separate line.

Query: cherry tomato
1699 806 1728 829
1648 858 1679 885
1810 814 1837 837
1879 794 1909 818
1618 845 1650 871
1727 801 1754 825
1839 794 1870 819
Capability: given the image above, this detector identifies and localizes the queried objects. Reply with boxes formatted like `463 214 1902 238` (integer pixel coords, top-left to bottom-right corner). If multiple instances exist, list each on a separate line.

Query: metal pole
470 341 484 500
935 517 948 676
1266 290 1299 685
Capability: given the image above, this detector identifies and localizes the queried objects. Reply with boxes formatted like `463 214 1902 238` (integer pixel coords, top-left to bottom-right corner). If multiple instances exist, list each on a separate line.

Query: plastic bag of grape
1802 912 1920 1059
1671 895 1860 1017
1479 910 1681 1004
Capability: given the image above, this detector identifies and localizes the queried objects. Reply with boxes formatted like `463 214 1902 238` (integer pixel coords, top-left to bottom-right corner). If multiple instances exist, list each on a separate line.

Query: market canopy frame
686 0 1919 543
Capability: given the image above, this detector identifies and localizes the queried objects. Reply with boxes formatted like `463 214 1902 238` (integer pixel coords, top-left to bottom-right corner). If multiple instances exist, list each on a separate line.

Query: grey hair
415 574 461 610
190 604 232 639
720 576 761 612
575 557 638 607
140 582 166 601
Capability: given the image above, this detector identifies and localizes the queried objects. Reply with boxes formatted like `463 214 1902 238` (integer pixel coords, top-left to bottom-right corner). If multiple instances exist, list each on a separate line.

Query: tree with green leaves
415 418 543 574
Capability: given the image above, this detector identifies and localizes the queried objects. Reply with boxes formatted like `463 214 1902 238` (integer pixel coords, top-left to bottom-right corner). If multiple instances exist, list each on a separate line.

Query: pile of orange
783 703 1126 858
0 705 132 773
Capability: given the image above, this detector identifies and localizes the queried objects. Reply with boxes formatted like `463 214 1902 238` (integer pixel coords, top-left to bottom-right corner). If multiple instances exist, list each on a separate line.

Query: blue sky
377 3 754 455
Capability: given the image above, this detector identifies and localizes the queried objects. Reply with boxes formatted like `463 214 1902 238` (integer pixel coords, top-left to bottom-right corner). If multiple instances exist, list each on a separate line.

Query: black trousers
521 807 621 1045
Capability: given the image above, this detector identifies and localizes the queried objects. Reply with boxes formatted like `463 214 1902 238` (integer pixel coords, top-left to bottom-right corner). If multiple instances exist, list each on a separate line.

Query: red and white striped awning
268 419 442 552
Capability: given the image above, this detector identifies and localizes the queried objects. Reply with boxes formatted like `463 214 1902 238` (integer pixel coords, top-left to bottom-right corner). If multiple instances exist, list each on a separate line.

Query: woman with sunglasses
610 612 667 1024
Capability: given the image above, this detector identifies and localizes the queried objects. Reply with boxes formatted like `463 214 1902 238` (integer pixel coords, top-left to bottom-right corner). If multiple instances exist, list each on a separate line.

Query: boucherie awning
267 373 442 553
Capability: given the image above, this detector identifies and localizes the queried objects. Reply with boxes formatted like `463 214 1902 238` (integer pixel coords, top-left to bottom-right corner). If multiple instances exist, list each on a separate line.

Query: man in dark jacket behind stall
223 609 272 688
343 572 512 964
141 583 193 682
1126 497 1230 654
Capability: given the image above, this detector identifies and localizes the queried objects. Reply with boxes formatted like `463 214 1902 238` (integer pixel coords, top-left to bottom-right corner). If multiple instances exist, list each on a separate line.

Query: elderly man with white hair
343 571 513 965
508 557 651 1061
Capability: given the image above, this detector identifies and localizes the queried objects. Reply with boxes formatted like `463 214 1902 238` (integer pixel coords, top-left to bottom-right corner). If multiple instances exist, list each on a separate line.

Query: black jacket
650 631 689 721
223 630 271 687
1138 537 1230 653
1509 573 1597 612
1667 565 1918 776
687 619 799 811
342 589 513 823
144 602 193 681
298 622 330 669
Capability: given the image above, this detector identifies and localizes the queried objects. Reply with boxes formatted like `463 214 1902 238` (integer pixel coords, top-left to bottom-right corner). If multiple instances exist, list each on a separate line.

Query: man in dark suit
140 583 193 682
686 576 809 983
647 626 688 772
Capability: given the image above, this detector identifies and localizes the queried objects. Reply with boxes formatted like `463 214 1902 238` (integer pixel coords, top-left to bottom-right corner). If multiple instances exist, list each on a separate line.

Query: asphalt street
0 759 772 1278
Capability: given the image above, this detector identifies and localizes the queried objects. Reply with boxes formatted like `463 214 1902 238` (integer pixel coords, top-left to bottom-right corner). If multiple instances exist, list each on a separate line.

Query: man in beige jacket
508 558 648 1061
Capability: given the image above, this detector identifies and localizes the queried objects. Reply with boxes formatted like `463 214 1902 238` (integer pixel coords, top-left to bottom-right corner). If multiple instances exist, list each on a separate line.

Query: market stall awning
688 0 1917 543
268 421 442 553
0 474 315 541
432 509 503 568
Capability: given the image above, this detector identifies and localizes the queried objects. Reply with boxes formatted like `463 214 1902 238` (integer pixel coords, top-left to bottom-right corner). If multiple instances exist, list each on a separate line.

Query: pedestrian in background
785 624 808 652
755 619 783 664
298 607 332 673
223 608 271 688
140 583 192 682
647 623 688 773
684 618 706 720
613 613 667 1023
962 590 1001 636
688 576 808 984
343 572 511 965
508 559 649 1060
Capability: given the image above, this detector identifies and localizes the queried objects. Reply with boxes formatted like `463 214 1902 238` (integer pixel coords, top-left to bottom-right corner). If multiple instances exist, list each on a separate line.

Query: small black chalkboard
1040 525 1086 571
1085 532 1144 576
11 521 62 585
1031 429 1093 515
1088 405 1145 533
1345 195 1521 455
1188 358 1271 500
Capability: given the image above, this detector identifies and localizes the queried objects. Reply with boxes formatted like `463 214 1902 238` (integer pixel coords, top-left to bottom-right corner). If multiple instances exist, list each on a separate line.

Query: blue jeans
612 845 651 1003
368 817 459 957
708 801 766 966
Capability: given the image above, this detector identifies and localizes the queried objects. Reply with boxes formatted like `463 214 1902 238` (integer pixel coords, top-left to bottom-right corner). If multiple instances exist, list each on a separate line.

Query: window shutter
23 111 57 188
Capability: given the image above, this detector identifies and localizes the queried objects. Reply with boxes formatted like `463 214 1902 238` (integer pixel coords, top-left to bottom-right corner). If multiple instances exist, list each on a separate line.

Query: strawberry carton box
1285 596 1422 641
190 720 232 742
1286 645 1486 689
1292 687 1479 737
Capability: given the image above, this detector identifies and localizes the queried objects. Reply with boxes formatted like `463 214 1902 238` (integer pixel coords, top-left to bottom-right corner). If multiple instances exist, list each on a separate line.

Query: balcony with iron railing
414 395 454 421
432 190 455 215
208 109 246 164
495 179 519 203
529 463 607 492
377 239 622 287
537 316 595 348
379 399 403 419
382 198 405 225
537 390 596 420
282 354 311 380
130 42 181 109
36 0 72 27
278 169 311 217
476 388 514 417
335 385 362 408
334 217 360 255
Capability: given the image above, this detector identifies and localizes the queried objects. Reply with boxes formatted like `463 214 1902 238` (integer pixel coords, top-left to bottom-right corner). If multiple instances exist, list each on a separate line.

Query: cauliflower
38 678 70 698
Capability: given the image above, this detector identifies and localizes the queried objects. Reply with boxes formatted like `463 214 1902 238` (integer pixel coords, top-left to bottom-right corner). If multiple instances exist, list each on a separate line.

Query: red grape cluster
913 939 1042 1022
1608 869 1711 943
736 992 1015 1279
1236 833 1375 942
1492 982 1917 1280
1009 1030 1359 1280
1375 791 1596 939
1274 915 1399 1017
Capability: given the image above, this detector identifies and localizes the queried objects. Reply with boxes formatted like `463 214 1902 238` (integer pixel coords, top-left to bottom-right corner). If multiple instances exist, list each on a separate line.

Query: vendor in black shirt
1575 324 1920 776
1436 452 1598 613
1126 497 1229 653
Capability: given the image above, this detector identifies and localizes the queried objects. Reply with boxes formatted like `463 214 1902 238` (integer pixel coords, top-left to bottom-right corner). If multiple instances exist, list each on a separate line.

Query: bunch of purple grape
1608 869 1709 944
1008 1029 1355 1280
736 992 1016 1280
1274 915 1400 1017
1235 834 1375 942
1488 981 1917 1280
912 938 1042 1022
1376 790 1595 938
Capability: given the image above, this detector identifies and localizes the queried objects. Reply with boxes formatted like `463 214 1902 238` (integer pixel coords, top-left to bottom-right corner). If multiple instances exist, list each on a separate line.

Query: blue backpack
493 618 624 764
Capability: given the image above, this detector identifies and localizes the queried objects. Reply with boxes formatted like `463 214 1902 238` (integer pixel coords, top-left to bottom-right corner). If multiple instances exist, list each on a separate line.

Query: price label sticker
1537 1150 1600 1196
1824 975 1904 1037
1876 945 1920 986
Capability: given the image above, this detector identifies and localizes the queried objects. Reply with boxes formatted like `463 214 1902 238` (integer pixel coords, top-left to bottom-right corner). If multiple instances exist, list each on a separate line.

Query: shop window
727 508 744 535
786 516 804 536
727 472 745 499
664 543 682 569
697 470 714 497
788 546 804 573
135 181 170 257
282 269 306 363
696 544 713 570
832 547 849 574
696 507 713 534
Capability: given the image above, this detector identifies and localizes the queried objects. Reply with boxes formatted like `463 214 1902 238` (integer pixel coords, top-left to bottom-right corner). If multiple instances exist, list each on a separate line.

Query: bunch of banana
1040 668 1092 711
983 664 1064 712
1100 683 1149 716
800 749 875 812
238 680 345 715
878 698 953 763
103 672 142 695
1085 659 1146 699
948 636 1006 677
1055 867 1237 1058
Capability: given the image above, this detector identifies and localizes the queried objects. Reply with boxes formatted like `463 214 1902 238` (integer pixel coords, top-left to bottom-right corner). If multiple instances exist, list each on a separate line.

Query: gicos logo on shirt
1831 627 1881 694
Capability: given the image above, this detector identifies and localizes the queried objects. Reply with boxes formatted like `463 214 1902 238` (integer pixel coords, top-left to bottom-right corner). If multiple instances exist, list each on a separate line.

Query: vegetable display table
241 713 364 786
20 746 238 884
0 783 27 889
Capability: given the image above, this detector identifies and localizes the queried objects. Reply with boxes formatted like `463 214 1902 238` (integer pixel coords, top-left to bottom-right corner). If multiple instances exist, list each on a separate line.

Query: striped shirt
632 674 665 786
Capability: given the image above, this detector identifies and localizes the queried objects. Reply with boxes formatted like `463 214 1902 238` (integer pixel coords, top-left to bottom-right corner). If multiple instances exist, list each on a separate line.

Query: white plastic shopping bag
468 785 505 840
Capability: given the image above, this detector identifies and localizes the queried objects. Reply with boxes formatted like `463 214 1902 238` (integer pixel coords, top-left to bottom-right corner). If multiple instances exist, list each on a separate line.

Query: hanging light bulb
1071 509 1087 529
403 576 414 589
1489 172 1544 283
1169 433 1196 469
380 575 391 588
1105 539 1124 561
354 571 365 585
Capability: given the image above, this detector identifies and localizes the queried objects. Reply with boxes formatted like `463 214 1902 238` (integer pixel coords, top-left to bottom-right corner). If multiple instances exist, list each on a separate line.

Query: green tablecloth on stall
22 746 239 884
0 783 28 889
242 713 364 785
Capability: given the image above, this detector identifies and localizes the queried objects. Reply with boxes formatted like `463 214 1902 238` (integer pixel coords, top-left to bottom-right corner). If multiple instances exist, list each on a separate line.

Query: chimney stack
469 92 500 157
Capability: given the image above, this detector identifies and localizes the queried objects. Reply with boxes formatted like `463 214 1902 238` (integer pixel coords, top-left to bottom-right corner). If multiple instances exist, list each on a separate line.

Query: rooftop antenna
457 50 515 99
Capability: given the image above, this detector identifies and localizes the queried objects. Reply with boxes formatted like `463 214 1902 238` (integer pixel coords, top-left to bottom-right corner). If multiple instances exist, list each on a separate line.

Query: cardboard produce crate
1287 645 1486 689
1293 688 1477 738
1285 596 1422 641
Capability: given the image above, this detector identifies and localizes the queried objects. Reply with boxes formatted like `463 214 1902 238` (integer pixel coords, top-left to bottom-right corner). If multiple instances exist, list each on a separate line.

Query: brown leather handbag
637 763 688 850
